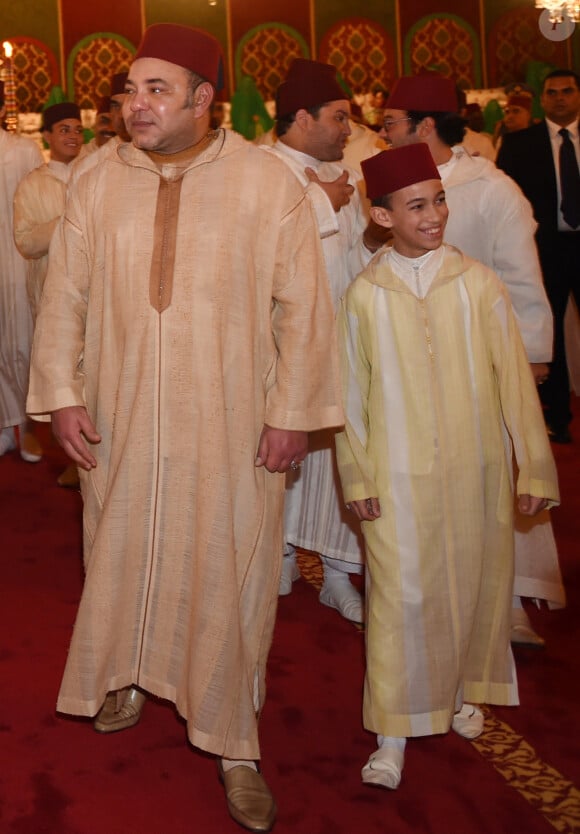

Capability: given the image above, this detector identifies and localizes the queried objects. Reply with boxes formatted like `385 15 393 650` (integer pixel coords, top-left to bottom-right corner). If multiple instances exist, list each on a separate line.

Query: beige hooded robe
28 130 343 759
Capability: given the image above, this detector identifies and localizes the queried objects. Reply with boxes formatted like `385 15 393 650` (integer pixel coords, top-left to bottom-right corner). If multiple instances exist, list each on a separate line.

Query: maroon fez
42 102 81 131
111 72 128 97
388 75 458 114
96 96 111 115
361 145 440 200
134 23 224 90
276 58 347 118
507 93 532 111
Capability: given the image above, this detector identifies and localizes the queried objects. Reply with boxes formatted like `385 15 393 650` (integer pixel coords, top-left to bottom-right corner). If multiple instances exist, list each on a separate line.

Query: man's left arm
13 175 61 260
489 173 553 363
27 187 91 419
487 278 559 507
264 190 344 445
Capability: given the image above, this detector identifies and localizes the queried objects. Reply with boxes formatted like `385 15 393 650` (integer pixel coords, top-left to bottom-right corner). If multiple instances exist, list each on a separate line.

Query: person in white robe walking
0 81 44 462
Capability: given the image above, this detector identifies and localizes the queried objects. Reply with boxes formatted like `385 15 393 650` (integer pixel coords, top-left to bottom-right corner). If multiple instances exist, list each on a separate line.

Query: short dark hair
275 102 324 137
371 194 393 209
542 69 580 91
408 110 466 147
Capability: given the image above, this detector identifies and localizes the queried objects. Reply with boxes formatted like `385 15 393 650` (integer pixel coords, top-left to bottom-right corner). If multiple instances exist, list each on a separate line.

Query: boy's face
370 178 448 259
43 118 84 164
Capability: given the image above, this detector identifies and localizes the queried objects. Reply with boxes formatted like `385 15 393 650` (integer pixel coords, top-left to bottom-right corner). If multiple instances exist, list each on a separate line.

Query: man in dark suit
497 69 580 444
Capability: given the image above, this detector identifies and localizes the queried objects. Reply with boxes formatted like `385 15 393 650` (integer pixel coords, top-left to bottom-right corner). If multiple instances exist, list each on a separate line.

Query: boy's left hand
518 494 549 516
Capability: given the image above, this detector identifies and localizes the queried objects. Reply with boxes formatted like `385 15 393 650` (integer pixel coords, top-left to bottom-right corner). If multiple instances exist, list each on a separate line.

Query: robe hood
116 127 239 177
442 146 497 190
361 244 473 293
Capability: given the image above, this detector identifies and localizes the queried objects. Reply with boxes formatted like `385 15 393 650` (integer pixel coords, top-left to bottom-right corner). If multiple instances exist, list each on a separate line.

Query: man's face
94 111 115 146
110 94 131 142
123 57 211 154
503 105 531 133
44 118 84 163
302 100 351 161
380 108 416 148
372 179 448 259
541 75 580 126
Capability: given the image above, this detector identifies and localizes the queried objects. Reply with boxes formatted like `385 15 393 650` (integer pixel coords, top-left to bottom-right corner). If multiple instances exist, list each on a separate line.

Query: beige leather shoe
94 686 147 733
218 761 277 832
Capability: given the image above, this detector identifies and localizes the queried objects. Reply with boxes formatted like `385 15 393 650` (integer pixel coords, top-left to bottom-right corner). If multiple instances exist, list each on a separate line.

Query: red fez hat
388 75 458 114
96 96 111 115
134 23 224 90
42 102 81 131
276 58 347 118
506 93 532 111
111 72 128 97
361 145 440 200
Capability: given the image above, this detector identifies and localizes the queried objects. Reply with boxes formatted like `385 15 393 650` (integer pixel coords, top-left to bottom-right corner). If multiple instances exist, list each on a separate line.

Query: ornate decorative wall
235 23 308 100
9 37 59 111
67 33 135 108
318 18 396 94
0 0 579 113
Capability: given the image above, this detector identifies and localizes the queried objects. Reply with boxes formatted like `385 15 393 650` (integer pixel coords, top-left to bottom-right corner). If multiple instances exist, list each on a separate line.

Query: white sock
221 758 258 772
322 562 355 585
377 735 407 752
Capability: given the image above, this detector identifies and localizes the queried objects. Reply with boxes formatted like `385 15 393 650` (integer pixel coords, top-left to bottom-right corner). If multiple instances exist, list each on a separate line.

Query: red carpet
1 413 579 834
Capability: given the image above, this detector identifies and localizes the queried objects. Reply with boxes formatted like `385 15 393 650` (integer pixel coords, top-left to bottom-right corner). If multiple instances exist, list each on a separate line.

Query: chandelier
535 0 580 23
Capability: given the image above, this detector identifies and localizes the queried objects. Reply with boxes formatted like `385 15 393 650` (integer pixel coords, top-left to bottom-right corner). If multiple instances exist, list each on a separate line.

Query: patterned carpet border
473 708 580 834
297 550 580 833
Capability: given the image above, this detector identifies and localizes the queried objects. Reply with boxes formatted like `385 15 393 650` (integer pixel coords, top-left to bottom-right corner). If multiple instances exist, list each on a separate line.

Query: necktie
559 127 580 229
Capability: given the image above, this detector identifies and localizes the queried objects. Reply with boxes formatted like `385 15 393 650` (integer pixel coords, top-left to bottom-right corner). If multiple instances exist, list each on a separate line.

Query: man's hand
346 497 381 521
255 426 308 473
531 363 549 385
518 494 549 516
51 406 101 470
305 167 354 212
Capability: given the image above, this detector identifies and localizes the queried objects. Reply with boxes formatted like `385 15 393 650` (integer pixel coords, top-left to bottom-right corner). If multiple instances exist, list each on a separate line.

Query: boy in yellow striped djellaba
336 142 560 789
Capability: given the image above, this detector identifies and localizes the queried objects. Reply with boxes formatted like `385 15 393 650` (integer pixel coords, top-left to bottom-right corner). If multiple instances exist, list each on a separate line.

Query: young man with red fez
27 24 342 833
498 70 580 446
14 103 84 318
380 73 565 646
0 80 44 463
14 102 84 486
265 58 386 622
335 142 559 790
